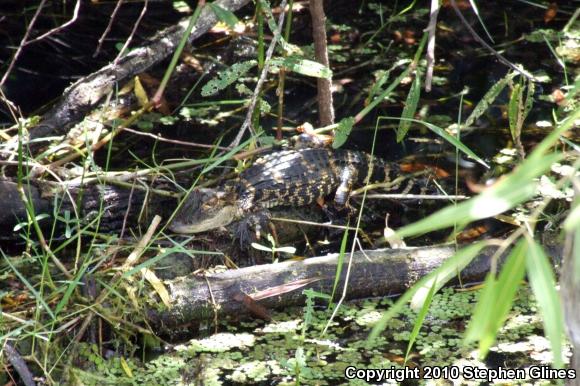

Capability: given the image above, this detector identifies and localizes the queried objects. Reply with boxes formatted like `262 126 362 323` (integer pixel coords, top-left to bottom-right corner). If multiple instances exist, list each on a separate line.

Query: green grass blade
396 152 561 239
508 82 523 141
369 242 485 341
329 226 349 306
422 120 488 167
525 236 564 368
468 0 495 43
411 243 485 309
397 74 421 142
464 72 516 128
2 250 56 321
563 204 580 232
208 3 240 29
464 239 527 357
379 116 488 167
463 271 498 342
355 34 427 123
404 277 437 364
271 57 332 79
54 263 91 316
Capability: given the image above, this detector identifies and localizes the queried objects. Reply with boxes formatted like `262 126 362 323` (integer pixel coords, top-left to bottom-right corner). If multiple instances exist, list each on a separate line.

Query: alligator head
169 188 239 234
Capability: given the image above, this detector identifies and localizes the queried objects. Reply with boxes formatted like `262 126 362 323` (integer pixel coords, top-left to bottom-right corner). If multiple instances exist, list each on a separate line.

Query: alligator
168 148 417 235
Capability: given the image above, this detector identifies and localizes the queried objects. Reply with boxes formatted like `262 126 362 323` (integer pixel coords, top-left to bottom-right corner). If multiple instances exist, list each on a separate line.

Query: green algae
72 287 569 385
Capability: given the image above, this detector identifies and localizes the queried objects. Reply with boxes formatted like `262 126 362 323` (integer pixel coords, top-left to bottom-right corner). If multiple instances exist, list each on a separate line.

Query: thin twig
2 343 36 386
113 0 149 64
94 0 125 57
270 216 358 231
24 0 81 47
276 0 295 139
450 0 537 81
364 193 469 200
424 0 440 92
0 0 48 87
119 179 136 241
204 275 220 334
229 0 289 148
121 126 229 150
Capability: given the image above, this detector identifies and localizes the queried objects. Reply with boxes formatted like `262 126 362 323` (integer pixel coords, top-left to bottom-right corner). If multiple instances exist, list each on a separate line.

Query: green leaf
208 3 239 29
251 242 273 252
366 69 391 104
508 82 524 141
356 34 427 123
464 239 527 357
428 122 488 167
332 117 355 149
271 57 332 79
275 246 297 254
136 120 154 131
462 270 498 341
257 0 291 52
13 213 50 232
573 220 580 279
563 200 580 231
55 263 91 315
464 71 517 128
523 80 535 120
381 116 488 168
397 74 421 142
525 236 564 368
357 60 413 122
201 60 257 96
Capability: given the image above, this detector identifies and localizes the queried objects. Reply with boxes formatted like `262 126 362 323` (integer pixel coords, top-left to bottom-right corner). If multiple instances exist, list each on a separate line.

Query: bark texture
147 243 561 335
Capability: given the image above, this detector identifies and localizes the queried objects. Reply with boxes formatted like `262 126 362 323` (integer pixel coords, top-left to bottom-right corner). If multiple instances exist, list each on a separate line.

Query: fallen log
0 179 173 241
20 0 251 144
0 177 328 272
148 243 561 335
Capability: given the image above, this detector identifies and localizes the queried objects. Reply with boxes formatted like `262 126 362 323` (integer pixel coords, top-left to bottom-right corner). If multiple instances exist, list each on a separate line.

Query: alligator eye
202 197 217 209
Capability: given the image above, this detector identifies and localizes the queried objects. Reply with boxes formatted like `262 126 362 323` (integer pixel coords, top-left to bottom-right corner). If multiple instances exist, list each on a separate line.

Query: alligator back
235 148 400 210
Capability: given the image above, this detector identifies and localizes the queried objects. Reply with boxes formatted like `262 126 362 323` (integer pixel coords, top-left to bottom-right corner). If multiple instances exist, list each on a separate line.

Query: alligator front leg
232 210 273 247
334 166 359 207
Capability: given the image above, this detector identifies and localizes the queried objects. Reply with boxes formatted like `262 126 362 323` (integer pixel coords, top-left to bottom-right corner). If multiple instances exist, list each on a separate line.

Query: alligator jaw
168 204 238 234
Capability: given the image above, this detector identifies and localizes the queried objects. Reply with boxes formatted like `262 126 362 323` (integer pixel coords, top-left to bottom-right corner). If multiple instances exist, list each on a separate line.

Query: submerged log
148 243 559 335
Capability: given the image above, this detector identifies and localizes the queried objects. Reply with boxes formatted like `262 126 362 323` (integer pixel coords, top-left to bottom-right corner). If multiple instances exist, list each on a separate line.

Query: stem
276 0 295 139
309 0 334 126
152 0 206 105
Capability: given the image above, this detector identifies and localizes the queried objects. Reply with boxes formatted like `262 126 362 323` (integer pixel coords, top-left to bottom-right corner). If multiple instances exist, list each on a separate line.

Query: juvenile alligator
169 148 414 234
